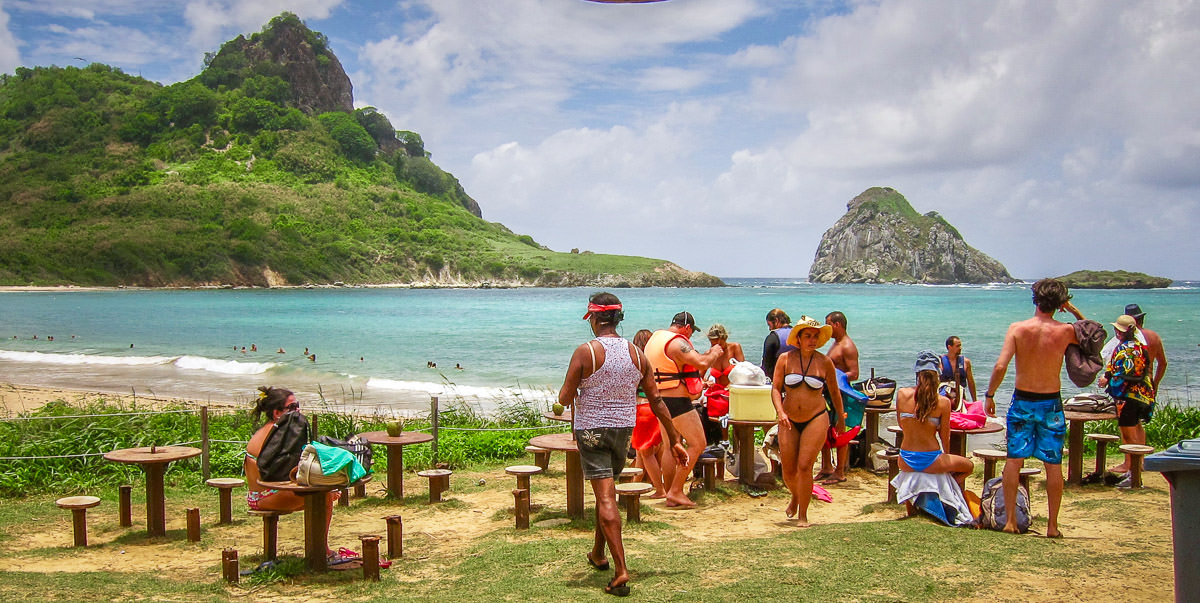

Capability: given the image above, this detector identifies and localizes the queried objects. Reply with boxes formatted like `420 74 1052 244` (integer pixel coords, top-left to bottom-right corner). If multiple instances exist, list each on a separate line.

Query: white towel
891 471 974 527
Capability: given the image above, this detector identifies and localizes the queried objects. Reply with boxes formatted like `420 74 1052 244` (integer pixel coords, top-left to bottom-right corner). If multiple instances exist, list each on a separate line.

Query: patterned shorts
574 426 633 480
1006 395 1065 464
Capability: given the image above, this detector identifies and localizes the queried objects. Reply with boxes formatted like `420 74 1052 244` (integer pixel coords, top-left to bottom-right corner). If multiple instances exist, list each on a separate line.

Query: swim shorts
1117 398 1153 427
663 396 697 418
631 402 663 450
1005 390 1065 464
575 426 634 480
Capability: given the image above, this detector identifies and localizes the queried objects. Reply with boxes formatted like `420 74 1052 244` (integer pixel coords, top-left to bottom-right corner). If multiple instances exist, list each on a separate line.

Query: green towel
311 441 369 482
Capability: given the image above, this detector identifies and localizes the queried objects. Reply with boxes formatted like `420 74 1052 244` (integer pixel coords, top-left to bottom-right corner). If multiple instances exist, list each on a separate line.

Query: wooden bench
1018 467 1041 492
699 457 720 491
56 496 101 547
972 449 1006 482
417 469 453 503
615 482 654 523
205 478 245 525
526 445 551 472
874 450 899 503
248 509 293 561
618 467 643 484
1118 444 1155 488
1087 433 1121 475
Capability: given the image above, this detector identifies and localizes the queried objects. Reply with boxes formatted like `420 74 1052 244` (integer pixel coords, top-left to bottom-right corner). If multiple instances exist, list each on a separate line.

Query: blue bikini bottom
899 449 941 472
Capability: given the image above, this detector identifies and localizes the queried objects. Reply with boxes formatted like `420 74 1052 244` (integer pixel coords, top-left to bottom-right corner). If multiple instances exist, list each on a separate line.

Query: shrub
317 112 376 163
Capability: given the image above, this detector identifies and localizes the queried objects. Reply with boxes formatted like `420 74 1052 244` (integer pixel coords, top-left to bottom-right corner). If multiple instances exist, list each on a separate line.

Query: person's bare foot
586 551 610 571
795 517 812 528
605 572 630 596
1002 523 1021 535
1109 464 1129 474
664 493 696 508
814 471 834 481
785 499 798 520
1046 529 1063 538
820 475 847 486
647 491 667 499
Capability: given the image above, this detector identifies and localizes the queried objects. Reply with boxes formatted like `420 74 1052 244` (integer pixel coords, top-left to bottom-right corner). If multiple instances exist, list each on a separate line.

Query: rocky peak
808 187 1013 284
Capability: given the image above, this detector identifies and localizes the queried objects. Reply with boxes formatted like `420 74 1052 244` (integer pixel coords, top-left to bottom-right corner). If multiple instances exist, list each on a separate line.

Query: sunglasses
285 401 300 411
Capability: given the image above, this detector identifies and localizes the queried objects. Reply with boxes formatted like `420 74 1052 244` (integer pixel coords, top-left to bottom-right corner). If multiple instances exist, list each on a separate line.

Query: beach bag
939 381 964 412
979 476 1030 533
294 444 351 487
256 410 309 482
854 371 897 408
316 435 373 472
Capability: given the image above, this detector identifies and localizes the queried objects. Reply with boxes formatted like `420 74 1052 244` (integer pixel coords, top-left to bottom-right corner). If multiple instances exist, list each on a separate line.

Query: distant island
1055 270 1172 289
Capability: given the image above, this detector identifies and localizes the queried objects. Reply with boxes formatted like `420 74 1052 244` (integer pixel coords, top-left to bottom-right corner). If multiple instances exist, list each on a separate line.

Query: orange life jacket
644 329 703 396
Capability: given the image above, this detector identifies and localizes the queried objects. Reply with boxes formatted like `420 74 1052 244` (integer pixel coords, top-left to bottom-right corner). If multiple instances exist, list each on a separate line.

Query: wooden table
543 410 573 423
1064 410 1118 485
103 446 201 537
258 478 369 573
358 431 434 500
947 423 1005 458
528 432 584 519
863 407 895 446
728 419 776 487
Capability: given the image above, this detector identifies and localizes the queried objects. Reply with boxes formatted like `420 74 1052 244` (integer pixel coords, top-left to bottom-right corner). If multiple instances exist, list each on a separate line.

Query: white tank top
574 336 641 429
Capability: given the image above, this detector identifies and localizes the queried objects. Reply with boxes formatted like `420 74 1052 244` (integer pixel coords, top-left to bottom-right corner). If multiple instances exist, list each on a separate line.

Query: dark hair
766 308 790 325
632 329 653 350
945 335 961 349
252 385 294 425
588 291 624 326
914 371 940 423
826 311 847 328
1032 278 1071 313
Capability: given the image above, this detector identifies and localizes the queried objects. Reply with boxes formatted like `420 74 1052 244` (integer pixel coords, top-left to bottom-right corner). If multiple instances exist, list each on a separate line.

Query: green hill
0 13 721 288
1056 270 1172 289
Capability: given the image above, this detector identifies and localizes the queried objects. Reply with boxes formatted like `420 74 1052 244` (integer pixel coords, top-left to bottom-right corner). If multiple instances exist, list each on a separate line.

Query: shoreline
0 383 243 416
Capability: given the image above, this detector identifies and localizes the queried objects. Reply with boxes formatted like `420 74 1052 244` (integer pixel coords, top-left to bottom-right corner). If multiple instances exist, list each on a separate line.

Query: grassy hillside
0 15 719 287
1056 270 1172 289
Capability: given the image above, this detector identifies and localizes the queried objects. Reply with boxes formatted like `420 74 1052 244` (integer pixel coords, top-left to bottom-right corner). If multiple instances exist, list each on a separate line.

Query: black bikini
784 352 825 433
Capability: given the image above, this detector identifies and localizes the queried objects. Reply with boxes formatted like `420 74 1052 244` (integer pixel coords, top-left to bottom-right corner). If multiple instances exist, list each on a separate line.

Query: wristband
985 392 995 399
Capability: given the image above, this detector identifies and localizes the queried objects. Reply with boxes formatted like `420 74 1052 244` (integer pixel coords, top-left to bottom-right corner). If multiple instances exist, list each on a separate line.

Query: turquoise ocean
1 279 1197 417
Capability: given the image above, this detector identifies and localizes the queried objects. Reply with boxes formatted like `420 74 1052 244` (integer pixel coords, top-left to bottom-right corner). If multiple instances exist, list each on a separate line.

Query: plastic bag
728 360 768 386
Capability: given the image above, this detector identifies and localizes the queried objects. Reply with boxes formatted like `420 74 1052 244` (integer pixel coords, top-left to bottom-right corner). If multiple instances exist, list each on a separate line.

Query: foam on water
173 355 277 375
0 350 173 366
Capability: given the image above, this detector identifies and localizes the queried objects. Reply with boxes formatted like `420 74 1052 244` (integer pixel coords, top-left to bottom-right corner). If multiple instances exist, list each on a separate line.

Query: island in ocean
0 13 721 288
1055 270 1173 289
808 187 1014 284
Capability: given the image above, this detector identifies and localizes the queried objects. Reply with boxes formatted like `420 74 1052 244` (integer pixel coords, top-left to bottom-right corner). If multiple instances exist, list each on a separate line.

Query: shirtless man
644 311 723 507
818 311 859 484
985 278 1084 538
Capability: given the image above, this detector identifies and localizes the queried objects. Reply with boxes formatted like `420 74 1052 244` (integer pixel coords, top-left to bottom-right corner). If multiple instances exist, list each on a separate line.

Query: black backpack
256 411 310 482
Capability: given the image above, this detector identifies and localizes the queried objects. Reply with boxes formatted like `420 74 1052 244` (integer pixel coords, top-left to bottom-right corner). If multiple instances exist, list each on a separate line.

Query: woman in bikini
770 316 844 526
895 351 974 493
703 323 744 444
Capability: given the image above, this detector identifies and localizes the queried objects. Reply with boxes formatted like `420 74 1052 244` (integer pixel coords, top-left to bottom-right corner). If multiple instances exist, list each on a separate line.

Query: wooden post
430 396 439 464
625 494 641 523
70 508 89 547
514 489 530 529
385 515 403 559
360 535 381 581
200 406 210 482
262 514 278 561
310 414 319 441
338 488 349 507
886 455 899 504
222 548 239 584
186 507 201 542
118 485 132 527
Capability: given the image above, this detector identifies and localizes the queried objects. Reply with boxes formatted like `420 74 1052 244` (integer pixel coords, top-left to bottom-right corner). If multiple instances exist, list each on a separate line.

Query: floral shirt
1105 340 1155 405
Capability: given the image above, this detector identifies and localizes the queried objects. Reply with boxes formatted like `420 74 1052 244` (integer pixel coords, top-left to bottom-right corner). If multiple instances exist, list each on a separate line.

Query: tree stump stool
618 467 643 484
1087 433 1121 475
504 465 543 492
513 489 531 529
699 457 720 491
1118 444 1155 488
56 496 101 547
875 450 899 503
1019 467 1041 492
972 449 1006 483
417 469 453 503
205 478 245 525
526 445 551 472
248 509 292 561
615 482 654 523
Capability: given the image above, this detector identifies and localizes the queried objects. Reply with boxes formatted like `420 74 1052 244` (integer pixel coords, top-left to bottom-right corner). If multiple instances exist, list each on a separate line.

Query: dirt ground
0 384 1179 601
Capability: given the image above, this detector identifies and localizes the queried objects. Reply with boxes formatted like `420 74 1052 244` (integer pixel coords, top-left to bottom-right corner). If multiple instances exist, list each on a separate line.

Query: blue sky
3 0 1199 279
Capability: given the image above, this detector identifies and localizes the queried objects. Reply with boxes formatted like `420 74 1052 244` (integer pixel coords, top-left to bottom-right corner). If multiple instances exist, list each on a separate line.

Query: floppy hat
1112 314 1138 334
786 316 832 348
914 349 940 373
1124 304 1146 321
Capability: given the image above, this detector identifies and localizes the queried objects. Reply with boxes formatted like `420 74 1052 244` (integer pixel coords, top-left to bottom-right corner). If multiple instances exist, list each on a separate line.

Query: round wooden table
863 407 895 446
357 431 435 500
528 432 584 519
1064 410 1118 485
258 477 370 573
728 419 776 488
103 446 201 537
947 423 1004 457
543 410 572 423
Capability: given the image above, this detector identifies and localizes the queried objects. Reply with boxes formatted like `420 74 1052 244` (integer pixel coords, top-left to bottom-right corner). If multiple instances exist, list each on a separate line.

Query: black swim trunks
662 396 697 418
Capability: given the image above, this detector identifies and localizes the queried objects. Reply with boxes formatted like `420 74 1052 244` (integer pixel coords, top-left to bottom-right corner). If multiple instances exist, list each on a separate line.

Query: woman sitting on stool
896 351 974 493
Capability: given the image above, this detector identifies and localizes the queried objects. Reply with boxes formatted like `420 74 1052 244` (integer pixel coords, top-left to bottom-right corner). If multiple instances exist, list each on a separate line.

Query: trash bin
1144 438 1200 603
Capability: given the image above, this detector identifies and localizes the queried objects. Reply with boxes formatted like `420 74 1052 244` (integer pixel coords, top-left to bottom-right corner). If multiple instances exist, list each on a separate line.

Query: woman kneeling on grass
770 315 844 526
895 351 974 493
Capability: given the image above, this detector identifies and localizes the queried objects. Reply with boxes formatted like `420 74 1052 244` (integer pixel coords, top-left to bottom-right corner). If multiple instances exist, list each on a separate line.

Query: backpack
979 476 1031 533
256 410 310 482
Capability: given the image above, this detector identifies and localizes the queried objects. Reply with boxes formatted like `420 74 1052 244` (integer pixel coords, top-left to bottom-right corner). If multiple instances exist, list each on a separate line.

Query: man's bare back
1009 315 1078 393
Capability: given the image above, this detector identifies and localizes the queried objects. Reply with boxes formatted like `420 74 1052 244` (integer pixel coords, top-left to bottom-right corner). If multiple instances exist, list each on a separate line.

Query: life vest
645 329 704 396
773 327 797 357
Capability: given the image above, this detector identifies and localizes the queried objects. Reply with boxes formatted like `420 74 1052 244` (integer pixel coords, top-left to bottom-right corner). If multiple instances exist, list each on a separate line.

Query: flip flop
820 476 847 486
605 579 631 597
587 553 611 571
337 547 361 559
327 553 358 567
814 472 835 481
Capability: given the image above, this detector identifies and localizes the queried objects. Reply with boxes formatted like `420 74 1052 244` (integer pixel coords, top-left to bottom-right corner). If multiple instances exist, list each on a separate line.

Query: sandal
587 552 610 571
337 547 361 559
820 476 847 486
605 579 630 597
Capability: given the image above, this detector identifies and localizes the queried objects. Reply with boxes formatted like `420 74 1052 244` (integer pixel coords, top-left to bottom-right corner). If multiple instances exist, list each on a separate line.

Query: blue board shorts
1006 391 1065 464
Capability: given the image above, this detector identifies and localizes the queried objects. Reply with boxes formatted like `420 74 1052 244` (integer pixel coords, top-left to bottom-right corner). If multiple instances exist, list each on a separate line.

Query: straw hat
786 315 833 348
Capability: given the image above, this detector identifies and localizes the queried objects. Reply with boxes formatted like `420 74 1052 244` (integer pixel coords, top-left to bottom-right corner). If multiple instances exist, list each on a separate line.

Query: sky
3 0 1199 280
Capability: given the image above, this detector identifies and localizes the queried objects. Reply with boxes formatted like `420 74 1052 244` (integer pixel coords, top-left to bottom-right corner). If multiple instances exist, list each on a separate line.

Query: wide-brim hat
787 315 832 348
1124 304 1146 321
1112 314 1138 334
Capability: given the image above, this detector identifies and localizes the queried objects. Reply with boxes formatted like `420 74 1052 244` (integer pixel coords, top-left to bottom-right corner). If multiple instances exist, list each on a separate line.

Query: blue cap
914 349 940 373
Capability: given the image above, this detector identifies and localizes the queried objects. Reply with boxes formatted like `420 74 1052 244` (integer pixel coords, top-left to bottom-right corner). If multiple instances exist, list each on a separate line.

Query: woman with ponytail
895 351 974 492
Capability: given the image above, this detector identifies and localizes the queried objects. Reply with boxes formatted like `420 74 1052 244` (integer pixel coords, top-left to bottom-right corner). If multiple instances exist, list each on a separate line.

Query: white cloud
183 0 345 51
0 4 20 74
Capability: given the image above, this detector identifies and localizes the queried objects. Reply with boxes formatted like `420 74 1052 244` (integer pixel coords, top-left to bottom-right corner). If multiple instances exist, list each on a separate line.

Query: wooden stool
615 482 653 523
205 478 245 525
56 496 101 547
526 445 551 472
972 449 1006 482
875 450 899 503
504 465 543 491
699 457 720 491
1087 433 1121 475
513 489 531 529
886 425 904 449
618 467 643 484
1019 467 1041 492
1118 444 1155 488
248 509 292 561
417 469 452 502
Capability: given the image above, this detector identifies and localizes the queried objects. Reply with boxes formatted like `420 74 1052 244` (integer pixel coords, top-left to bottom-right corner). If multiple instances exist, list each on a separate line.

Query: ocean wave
366 377 555 400
0 350 174 366
173 355 277 375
